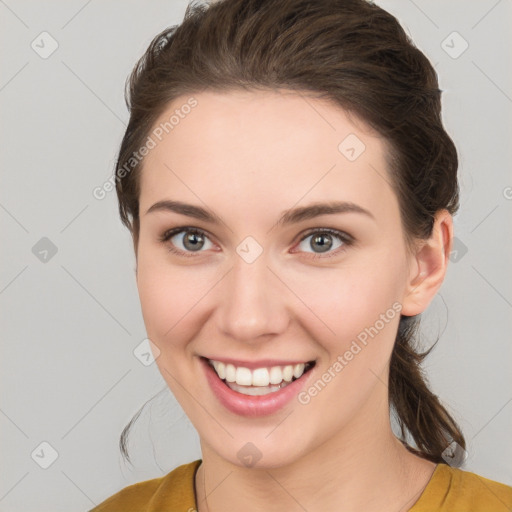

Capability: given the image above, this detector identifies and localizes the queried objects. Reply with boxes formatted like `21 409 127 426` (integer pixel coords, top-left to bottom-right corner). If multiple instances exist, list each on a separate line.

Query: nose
216 253 290 343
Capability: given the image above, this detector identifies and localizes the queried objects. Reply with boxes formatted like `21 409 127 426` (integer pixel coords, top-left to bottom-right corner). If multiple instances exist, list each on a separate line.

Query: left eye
295 229 352 257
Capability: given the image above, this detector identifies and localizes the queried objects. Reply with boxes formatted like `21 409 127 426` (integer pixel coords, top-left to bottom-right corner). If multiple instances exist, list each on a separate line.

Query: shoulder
89 459 201 512
413 463 512 512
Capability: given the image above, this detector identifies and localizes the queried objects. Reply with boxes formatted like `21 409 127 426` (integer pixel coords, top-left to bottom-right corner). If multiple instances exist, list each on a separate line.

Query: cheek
136 251 207 346
289 253 405 353
292 262 404 433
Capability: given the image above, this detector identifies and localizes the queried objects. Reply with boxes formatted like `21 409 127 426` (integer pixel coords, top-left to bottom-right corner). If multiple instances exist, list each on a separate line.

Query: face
135 89 416 468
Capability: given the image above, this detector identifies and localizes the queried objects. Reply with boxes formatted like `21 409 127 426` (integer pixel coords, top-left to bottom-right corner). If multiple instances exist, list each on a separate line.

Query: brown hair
116 0 465 464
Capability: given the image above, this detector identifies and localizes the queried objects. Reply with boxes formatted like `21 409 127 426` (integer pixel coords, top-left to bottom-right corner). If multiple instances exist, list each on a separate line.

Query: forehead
139 89 397 224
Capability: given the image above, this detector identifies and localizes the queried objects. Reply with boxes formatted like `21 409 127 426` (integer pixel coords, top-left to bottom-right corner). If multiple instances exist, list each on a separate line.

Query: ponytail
389 316 466 464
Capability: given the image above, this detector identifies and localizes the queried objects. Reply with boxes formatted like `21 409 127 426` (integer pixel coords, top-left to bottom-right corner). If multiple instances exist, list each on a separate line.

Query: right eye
159 227 215 257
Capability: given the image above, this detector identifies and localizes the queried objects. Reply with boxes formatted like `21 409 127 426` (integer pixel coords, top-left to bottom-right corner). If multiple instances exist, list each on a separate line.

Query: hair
116 0 465 465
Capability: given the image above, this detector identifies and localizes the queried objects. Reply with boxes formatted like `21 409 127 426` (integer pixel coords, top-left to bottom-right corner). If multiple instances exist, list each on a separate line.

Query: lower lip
201 358 314 417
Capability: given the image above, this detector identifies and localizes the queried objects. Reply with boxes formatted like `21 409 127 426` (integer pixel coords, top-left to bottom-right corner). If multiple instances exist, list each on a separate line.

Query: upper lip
201 356 315 370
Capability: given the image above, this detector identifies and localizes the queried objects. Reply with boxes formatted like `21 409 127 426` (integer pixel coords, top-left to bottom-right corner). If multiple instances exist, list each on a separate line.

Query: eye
159 227 214 257
293 228 353 259
159 226 353 259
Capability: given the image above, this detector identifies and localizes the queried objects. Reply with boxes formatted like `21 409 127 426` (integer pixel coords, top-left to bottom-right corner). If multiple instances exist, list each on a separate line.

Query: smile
201 356 316 416
207 359 315 396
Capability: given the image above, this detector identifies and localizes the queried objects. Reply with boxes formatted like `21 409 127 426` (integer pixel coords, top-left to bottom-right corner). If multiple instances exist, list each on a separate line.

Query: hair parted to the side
116 0 465 465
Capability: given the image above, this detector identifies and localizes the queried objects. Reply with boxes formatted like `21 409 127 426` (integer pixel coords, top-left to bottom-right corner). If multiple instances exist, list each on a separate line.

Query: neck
195 387 436 512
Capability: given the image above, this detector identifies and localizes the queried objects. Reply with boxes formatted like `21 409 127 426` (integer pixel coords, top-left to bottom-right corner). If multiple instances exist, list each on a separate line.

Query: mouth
202 356 316 396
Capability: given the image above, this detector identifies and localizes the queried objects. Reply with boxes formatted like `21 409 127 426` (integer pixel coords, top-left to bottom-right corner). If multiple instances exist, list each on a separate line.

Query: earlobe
401 210 453 317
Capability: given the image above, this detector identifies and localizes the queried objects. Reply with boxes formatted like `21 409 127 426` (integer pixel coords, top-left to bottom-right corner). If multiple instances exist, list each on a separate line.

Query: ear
401 209 453 317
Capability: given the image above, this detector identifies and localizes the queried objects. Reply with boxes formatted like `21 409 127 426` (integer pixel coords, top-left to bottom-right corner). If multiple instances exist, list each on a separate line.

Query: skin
134 89 453 511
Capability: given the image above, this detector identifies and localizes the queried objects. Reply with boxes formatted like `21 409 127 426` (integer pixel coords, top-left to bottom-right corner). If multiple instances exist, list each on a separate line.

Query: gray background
1 0 511 510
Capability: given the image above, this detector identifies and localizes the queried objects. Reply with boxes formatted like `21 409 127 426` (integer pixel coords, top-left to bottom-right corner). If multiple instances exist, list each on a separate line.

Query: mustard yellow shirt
90 460 512 511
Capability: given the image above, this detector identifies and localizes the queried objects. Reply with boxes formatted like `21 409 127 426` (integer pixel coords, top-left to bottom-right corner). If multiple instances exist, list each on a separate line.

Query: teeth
282 365 294 382
225 363 236 382
269 366 283 385
252 368 270 386
211 361 226 380
293 363 305 378
209 359 311 388
235 367 252 386
228 382 283 396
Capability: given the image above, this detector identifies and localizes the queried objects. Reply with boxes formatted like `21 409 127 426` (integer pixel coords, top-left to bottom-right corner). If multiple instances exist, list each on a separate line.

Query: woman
91 0 512 510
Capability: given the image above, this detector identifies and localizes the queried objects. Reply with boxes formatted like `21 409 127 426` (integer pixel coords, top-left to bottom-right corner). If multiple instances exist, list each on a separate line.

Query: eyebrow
145 199 374 225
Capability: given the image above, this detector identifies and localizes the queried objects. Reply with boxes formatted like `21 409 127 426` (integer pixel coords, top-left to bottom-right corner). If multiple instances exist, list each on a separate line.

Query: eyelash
159 226 354 260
